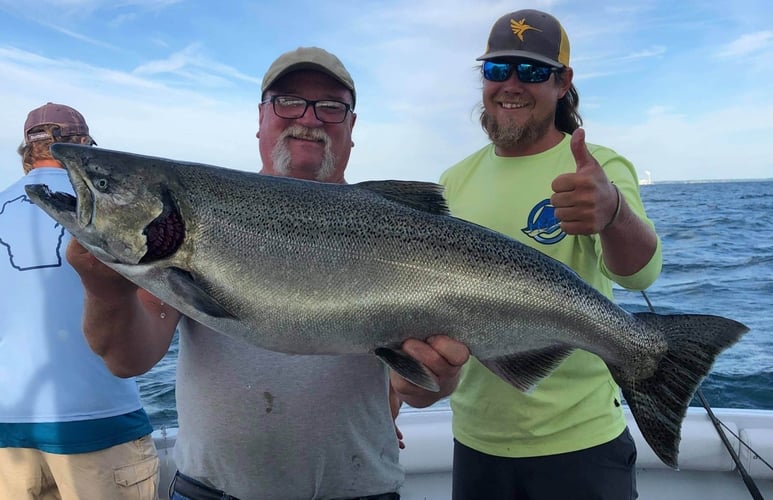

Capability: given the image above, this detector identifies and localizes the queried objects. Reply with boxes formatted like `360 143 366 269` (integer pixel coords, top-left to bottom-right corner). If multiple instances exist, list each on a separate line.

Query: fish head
25 143 180 266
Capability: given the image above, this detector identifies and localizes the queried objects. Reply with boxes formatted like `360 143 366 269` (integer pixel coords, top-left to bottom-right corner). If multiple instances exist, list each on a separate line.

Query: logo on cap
510 18 541 42
477 9 570 68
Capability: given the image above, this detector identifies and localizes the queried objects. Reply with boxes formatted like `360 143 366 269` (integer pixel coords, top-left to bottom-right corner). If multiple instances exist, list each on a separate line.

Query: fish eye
94 178 109 191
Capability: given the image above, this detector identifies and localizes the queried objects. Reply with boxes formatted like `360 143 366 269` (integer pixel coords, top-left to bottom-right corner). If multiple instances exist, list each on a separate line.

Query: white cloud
42 23 121 49
717 31 773 58
132 44 262 86
620 46 667 61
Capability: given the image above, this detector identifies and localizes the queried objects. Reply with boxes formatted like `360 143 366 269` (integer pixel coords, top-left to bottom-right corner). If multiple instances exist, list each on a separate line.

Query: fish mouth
24 171 95 229
24 177 112 263
24 162 96 229
24 184 79 222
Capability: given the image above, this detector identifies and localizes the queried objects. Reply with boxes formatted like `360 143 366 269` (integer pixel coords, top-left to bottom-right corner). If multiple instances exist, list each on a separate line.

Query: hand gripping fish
25 143 748 469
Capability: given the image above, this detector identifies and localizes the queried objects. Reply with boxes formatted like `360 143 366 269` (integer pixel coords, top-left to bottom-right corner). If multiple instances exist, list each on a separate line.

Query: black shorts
452 427 638 500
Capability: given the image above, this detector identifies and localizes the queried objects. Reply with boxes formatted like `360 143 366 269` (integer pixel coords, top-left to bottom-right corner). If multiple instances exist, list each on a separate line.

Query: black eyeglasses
262 95 352 124
482 60 560 84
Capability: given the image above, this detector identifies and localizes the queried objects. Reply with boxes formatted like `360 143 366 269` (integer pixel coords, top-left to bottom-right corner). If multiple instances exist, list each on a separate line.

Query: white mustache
279 125 330 144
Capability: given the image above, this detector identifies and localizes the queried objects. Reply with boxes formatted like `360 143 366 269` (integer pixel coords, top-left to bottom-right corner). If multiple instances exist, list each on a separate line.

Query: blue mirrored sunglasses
482 60 560 84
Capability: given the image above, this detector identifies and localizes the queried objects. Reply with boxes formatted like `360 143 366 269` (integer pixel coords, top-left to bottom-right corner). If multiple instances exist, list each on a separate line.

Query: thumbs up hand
551 128 621 235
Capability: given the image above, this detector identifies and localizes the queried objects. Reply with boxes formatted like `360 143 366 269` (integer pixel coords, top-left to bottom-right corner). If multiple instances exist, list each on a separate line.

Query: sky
0 0 771 189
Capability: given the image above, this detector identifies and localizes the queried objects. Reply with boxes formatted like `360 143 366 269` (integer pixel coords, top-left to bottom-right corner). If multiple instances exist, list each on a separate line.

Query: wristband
603 183 622 230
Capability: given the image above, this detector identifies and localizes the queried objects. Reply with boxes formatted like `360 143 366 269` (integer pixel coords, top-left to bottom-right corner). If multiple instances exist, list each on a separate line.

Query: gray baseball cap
478 9 570 68
261 47 356 109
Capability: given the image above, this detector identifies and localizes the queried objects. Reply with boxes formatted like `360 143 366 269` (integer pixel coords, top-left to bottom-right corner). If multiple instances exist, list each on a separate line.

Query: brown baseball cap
478 9 570 68
24 102 96 145
261 47 356 109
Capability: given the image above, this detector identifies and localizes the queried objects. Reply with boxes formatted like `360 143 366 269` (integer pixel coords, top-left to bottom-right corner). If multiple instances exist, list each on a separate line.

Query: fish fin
480 346 573 392
614 313 749 469
167 267 236 319
355 180 449 216
374 347 439 392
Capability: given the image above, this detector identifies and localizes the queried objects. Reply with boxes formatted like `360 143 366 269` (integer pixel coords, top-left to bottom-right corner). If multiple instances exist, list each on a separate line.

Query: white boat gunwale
152 406 773 499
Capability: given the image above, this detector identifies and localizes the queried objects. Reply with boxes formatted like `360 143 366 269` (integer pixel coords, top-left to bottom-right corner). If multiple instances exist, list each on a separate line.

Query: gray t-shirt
173 317 404 499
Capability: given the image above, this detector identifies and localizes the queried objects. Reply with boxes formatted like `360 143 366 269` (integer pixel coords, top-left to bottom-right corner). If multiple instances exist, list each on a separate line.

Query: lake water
138 179 773 428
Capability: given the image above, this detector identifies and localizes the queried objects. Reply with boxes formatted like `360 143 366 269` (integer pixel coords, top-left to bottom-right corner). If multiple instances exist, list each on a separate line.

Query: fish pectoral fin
480 346 573 392
167 267 236 319
354 180 449 216
374 347 440 392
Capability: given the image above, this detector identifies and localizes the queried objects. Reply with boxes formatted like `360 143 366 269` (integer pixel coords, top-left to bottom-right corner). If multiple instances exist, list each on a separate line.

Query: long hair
555 70 582 134
17 124 93 174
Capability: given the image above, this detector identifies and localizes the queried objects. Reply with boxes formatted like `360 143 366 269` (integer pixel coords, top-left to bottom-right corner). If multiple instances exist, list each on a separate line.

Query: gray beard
481 110 553 151
271 125 335 181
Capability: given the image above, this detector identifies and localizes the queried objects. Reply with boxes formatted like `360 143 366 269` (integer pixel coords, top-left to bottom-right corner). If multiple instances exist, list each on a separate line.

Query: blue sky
1 0 771 189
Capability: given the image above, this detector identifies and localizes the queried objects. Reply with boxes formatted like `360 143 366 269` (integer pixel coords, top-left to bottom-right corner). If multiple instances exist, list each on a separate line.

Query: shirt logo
1 194 65 270
521 198 566 245
510 18 542 42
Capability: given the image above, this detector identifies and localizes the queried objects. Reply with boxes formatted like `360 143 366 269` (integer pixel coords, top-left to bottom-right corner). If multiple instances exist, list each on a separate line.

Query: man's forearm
82 288 177 377
600 197 659 276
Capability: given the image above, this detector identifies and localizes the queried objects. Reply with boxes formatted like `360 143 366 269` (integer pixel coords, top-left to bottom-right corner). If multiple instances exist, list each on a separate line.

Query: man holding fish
65 47 468 499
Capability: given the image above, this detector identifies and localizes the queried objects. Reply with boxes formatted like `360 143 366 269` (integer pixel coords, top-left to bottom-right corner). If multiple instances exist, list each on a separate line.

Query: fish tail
614 313 748 469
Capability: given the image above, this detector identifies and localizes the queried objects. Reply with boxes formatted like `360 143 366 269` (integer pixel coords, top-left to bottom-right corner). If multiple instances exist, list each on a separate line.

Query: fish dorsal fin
375 346 439 392
355 180 449 216
167 267 236 319
480 346 574 392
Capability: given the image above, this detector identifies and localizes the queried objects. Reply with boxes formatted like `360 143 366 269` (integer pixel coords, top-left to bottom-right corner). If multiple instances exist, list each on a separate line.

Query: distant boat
639 170 653 185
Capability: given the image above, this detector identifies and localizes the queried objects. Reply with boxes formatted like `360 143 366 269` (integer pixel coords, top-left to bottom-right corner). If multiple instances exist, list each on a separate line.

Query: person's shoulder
23 167 69 185
0 176 25 195
585 141 636 171
440 144 493 184
28 166 68 176
0 170 54 198
584 142 639 187
585 141 621 161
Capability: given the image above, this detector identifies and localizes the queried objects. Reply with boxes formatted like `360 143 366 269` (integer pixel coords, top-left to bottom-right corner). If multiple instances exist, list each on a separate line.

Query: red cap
24 102 96 145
